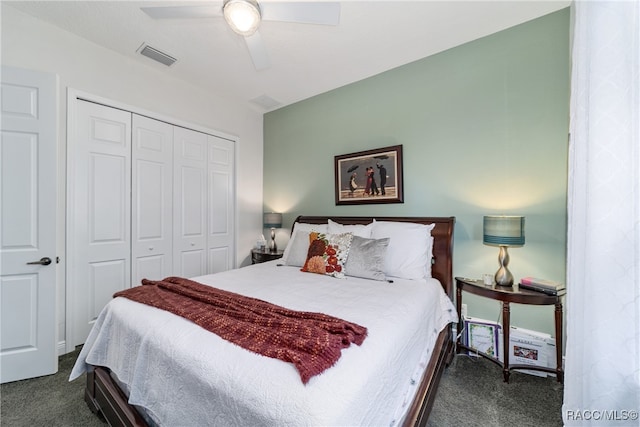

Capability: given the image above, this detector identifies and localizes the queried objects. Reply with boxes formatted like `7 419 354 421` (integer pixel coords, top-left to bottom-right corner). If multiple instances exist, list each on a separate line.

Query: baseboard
58 340 67 356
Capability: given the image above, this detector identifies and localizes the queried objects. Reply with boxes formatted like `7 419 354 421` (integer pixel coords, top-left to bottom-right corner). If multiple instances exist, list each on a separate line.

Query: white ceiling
5 0 570 112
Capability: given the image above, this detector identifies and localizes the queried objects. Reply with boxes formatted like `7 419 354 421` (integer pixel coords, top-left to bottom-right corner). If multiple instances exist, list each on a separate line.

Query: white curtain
564 1 640 425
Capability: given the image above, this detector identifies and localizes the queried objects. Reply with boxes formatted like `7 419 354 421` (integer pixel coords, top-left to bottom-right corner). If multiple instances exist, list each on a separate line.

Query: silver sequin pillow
344 236 390 281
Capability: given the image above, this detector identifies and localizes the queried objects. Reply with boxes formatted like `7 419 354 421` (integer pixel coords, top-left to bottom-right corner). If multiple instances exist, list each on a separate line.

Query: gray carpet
1 349 563 426
1 349 105 427
427 355 563 427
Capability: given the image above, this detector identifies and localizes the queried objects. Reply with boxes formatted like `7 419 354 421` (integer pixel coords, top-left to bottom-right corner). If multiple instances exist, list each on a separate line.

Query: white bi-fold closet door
172 125 235 278
132 114 173 284
69 99 235 346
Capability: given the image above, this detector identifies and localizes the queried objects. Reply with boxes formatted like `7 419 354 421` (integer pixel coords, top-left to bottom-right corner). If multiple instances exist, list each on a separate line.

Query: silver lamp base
269 227 277 252
494 246 514 287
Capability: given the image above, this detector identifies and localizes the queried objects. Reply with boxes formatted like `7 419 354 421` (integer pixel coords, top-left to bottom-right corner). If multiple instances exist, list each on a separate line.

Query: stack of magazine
463 316 501 360
519 277 565 295
506 325 557 378
463 317 557 378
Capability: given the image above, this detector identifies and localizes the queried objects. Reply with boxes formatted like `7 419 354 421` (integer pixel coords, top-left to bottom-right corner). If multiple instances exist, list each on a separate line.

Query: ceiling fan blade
261 2 340 26
141 5 222 20
244 31 270 71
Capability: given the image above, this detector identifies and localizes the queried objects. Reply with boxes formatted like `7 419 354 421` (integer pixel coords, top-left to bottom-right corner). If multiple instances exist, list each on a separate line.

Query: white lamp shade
483 215 525 247
223 0 261 36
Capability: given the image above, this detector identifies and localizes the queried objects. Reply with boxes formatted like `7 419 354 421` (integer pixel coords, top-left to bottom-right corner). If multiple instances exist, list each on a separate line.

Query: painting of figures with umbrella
334 145 404 205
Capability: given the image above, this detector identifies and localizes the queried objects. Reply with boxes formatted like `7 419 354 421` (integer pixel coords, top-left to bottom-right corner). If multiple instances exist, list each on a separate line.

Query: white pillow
371 221 435 280
283 231 311 267
282 222 328 264
327 219 373 238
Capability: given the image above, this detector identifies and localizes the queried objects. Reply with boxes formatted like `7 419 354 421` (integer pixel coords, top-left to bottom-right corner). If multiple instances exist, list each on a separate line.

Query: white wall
1 5 264 352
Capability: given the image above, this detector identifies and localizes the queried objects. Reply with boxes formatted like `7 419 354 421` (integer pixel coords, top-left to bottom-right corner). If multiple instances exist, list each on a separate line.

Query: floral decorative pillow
301 232 353 278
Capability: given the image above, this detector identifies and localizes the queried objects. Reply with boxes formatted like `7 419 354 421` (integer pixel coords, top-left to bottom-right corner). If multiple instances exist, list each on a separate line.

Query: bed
71 215 456 427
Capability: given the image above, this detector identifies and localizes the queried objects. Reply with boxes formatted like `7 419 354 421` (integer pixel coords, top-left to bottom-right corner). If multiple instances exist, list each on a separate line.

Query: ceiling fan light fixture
223 0 262 36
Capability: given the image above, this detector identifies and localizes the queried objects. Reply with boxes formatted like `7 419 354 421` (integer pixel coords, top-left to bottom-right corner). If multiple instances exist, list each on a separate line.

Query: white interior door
132 115 173 284
1 66 57 383
207 135 235 273
173 127 207 277
70 100 131 346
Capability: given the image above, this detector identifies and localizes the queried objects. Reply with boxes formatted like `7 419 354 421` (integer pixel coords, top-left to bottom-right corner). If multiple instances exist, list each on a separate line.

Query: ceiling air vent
137 43 177 67
250 94 281 110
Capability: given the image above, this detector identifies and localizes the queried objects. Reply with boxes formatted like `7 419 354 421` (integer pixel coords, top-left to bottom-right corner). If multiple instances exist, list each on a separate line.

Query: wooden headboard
293 216 455 298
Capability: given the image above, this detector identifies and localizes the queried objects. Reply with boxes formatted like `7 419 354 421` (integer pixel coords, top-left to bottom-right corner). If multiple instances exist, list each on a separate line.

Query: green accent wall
264 9 569 336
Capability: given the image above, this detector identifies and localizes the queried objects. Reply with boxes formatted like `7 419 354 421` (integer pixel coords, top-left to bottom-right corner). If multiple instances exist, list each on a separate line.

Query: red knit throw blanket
114 276 367 384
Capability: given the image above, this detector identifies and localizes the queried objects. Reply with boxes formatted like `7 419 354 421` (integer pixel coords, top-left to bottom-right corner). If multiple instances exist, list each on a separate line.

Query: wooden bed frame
84 215 456 427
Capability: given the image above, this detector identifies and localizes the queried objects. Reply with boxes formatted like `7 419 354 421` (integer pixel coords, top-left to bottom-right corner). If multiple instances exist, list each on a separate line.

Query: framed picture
334 145 403 205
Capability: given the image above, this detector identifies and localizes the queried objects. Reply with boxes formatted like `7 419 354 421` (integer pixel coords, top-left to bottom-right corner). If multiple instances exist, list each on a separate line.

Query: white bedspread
70 261 457 426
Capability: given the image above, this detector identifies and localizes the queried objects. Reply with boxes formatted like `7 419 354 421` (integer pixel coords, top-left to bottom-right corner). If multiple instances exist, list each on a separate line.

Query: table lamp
483 215 525 287
263 212 282 252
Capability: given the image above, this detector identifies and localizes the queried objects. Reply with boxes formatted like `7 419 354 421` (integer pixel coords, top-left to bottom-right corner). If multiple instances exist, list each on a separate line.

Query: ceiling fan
141 0 341 71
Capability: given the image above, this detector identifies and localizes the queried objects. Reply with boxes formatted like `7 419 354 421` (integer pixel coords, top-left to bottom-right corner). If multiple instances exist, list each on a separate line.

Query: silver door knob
27 257 52 266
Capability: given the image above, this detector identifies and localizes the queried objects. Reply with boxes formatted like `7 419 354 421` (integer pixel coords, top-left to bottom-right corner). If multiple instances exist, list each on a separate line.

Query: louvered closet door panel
173 127 207 278
207 135 235 273
72 101 131 346
132 115 173 285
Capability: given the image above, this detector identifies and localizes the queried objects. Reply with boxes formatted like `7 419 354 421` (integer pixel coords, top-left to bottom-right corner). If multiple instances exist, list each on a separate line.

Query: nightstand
455 277 565 383
251 248 284 264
